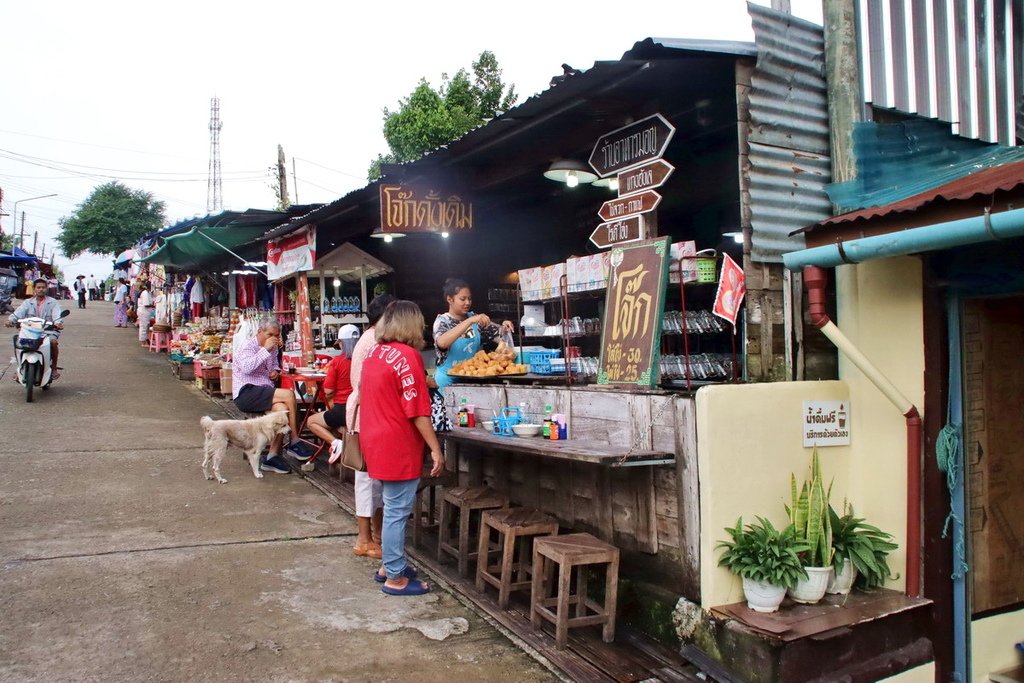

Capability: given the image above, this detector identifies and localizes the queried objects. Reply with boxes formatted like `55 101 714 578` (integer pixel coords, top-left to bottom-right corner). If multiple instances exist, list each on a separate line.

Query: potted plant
785 448 834 604
717 516 809 613
828 502 898 593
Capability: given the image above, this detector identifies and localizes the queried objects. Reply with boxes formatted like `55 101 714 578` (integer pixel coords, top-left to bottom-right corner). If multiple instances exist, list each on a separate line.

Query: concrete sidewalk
0 302 555 682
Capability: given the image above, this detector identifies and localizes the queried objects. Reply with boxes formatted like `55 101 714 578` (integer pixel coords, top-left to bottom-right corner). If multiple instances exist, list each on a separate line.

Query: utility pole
32 231 38 254
19 212 26 249
277 144 290 209
207 97 224 213
824 0 862 185
292 157 299 204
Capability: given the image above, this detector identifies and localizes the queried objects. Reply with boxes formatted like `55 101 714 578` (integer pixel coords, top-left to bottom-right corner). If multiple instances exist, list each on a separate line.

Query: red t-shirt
359 343 431 481
323 354 353 406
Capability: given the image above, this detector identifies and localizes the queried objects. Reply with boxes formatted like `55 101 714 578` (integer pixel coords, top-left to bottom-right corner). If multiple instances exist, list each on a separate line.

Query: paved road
0 301 555 682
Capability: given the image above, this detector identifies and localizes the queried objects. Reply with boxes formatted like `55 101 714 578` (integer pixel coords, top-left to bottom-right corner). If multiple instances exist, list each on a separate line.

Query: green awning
139 224 268 270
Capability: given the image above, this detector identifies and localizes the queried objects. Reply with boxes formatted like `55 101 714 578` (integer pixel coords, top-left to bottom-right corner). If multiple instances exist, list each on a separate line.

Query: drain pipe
803 266 922 598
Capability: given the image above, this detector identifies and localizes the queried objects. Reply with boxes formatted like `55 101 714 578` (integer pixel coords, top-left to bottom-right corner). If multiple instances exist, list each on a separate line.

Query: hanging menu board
597 237 671 387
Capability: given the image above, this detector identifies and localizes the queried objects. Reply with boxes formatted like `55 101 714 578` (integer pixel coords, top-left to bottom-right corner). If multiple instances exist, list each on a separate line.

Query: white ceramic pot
826 558 858 595
788 566 832 604
742 577 787 613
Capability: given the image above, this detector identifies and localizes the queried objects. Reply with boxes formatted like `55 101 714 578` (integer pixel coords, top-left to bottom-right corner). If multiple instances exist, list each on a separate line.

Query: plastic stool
149 330 171 353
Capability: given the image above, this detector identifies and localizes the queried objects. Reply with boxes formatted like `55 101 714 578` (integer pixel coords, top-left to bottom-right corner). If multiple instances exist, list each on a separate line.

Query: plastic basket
695 250 718 283
529 349 562 375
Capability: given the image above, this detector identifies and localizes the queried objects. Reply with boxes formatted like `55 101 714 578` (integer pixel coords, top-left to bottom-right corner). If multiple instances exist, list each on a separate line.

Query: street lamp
11 194 57 249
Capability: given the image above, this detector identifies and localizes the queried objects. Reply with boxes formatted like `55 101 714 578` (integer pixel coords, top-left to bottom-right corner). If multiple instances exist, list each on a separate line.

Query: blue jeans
381 478 419 579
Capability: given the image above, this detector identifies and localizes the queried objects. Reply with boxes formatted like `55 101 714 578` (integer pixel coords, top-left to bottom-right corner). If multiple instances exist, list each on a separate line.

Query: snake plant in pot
828 502 899 593
717 516 809 613
785 448 835 604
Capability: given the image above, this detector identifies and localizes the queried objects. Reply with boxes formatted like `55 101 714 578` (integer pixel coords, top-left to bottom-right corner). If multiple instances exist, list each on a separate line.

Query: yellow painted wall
834 257 925 594
972 610 1024 682
696 381 852 609
879 662 936 682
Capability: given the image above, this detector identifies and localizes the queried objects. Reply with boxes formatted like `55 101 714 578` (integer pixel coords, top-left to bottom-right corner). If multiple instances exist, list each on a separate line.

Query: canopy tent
0 247 38 265
113 248 138 269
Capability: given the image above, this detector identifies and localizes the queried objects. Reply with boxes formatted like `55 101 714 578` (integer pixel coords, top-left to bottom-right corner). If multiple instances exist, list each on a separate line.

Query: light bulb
441 231 449 238
384 234 393 243
332 278 341 287
566 171 579 188
608 177 619 191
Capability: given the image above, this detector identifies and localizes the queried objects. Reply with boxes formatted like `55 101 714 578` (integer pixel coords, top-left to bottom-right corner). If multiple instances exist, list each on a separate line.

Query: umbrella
113 249 138 269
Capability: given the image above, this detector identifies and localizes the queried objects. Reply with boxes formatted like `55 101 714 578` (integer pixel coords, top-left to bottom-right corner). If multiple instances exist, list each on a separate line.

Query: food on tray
450 342 528 377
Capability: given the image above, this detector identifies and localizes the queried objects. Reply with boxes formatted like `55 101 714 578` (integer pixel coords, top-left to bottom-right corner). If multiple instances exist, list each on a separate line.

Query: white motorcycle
12 310 70 402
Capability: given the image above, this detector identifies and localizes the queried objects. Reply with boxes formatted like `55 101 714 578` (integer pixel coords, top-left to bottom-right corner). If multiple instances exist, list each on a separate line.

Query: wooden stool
148 329 171 353
476 508 559 609
530 533 619 650
412 466 457 548
438 486 508 576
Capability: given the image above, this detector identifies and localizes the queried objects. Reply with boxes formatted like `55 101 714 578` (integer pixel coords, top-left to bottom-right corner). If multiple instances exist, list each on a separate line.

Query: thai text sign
598 237 671 387
589 113 676 177
618 159 674 197
597 190 661 222
379 184 473 235
267 227 316 281
802 400 851 446
589 215 645 249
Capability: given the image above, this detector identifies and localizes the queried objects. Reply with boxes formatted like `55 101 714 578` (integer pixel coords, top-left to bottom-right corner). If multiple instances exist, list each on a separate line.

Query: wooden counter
442 428 674 467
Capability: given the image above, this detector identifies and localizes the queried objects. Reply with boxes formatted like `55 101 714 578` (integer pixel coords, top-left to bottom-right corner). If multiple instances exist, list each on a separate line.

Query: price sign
597 237 672 387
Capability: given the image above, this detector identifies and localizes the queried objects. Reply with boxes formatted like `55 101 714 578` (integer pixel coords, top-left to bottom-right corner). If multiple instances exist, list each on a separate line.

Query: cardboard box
669 241 698 283
518 267 543 302
541 263 566 299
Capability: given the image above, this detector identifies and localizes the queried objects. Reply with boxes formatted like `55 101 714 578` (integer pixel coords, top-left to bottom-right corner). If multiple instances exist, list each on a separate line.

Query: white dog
200 412 291 483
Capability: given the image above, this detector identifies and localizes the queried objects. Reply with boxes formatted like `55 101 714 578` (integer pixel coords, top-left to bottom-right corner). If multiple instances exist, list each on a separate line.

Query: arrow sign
589 113 676 177
589 215 645 249
618 159 674 198
597 190 661 222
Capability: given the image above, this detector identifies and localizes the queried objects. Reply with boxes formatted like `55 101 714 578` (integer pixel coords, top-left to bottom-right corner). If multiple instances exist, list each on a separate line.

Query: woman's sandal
373 565 417 583
353 541 382 559
381 579 431 596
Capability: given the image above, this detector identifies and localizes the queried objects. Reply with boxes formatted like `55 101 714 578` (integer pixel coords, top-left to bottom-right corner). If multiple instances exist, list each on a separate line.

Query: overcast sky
1 0 822 281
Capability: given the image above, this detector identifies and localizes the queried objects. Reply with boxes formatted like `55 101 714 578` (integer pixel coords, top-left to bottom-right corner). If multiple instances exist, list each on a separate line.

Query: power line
294 156 366 181
0 127 196 158
0 147 262 177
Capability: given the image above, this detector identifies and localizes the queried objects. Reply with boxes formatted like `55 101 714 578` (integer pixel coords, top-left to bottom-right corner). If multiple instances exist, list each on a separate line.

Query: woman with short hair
359 300 444 595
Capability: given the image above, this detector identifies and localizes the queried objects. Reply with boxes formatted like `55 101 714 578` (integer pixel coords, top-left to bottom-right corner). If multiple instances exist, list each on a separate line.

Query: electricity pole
277 144 290 208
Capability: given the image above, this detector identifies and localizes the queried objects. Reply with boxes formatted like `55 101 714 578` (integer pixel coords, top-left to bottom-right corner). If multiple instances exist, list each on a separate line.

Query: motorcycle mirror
60 310 71 318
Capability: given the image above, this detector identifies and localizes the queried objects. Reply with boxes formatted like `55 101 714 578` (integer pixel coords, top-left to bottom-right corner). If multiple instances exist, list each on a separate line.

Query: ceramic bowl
512 423 542 437
480 420 495 432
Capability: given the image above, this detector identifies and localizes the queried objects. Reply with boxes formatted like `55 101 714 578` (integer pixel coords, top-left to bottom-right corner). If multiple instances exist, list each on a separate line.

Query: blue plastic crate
528 349 562 375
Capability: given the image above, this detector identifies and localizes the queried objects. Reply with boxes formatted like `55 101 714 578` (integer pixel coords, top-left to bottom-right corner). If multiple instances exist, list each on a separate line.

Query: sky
0 0 823 282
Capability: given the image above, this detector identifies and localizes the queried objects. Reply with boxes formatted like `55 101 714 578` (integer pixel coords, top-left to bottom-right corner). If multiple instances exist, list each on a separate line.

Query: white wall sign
803 400 850 447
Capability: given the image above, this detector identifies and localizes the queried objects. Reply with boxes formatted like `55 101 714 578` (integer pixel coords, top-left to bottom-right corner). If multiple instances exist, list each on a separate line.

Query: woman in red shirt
360 301 444 596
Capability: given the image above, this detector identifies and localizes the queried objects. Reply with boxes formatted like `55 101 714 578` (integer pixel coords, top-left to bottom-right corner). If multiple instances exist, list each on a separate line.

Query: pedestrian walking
112 278 129 326
87 275 98 301
74 275 87 309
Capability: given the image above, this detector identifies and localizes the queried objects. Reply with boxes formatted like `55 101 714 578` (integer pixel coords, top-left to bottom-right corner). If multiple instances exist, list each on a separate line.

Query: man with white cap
305 323 360 459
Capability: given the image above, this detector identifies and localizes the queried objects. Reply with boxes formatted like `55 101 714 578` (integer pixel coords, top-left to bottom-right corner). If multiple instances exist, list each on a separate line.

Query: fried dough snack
450 342 528 377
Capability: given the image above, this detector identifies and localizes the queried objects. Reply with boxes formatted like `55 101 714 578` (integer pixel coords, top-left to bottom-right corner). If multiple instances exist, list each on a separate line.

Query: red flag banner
712 253 745 327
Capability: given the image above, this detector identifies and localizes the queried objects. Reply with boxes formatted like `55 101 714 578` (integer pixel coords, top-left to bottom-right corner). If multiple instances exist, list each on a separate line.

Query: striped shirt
231 337 280 399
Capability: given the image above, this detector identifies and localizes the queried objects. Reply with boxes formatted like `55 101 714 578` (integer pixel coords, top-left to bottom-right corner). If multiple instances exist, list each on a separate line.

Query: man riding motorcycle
7 278 65 379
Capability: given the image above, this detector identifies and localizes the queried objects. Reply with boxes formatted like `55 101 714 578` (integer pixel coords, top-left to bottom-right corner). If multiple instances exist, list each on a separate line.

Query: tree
1 233 13 251
368 51 518 179
56 182 166 258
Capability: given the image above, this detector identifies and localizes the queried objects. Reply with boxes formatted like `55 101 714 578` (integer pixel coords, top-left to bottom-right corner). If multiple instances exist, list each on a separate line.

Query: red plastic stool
148 330 171 353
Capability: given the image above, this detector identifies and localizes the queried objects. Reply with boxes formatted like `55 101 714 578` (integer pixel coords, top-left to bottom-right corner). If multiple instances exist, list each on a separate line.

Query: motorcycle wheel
24 364 36 402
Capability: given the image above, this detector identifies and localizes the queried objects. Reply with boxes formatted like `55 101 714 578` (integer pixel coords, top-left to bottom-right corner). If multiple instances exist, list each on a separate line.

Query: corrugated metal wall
859 0 1023 146
746 2 834 263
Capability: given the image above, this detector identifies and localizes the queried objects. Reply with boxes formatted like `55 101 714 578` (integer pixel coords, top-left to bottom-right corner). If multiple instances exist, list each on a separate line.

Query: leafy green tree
56 182 165 258
1 233 13 251
368 51 517 179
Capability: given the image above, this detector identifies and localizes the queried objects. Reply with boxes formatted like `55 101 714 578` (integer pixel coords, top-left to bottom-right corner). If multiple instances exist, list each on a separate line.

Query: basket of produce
449 342 529 378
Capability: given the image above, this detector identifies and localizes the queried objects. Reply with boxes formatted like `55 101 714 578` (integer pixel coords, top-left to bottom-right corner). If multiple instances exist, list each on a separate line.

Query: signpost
589 215 644 249
597 190 661 222
597 237 672 387
618 159 674 197
588 113 676 177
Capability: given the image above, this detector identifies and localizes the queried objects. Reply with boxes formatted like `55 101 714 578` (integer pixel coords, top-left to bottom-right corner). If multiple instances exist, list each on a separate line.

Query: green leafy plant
829 502 899 588
717 516 809 589
785 447 835 567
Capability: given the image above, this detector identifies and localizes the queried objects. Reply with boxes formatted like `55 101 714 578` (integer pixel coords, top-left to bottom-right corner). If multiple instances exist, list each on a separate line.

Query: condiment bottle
458 399 469 427
549 413 560 440
465 404 476 428
542 405 553 438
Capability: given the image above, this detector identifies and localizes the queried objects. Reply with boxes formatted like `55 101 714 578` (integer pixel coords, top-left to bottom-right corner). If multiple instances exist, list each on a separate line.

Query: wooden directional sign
597 190 661 222
618 159 674 198
589 113 676 178
590 215 645 249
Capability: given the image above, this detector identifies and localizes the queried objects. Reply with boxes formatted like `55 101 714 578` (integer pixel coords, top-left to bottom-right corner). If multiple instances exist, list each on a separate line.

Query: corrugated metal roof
622 37 757 58
825 119 1024 213
809 158 1024 228
746 2 832 263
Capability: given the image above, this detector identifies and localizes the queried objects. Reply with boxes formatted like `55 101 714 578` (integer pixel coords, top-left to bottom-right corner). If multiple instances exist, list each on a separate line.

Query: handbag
341 405 366 472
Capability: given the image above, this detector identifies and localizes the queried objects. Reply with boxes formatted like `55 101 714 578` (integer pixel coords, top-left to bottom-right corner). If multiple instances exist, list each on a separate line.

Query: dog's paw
217 477 228 484
255 471 264 479
204 473 214 480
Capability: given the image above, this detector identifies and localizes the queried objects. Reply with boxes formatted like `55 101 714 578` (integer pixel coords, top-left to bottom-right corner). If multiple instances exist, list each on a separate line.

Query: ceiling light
592 176 619 191
441 231 450 238
723 230 744 244
543 159 597 186
333 277 341 287
371 227 404 242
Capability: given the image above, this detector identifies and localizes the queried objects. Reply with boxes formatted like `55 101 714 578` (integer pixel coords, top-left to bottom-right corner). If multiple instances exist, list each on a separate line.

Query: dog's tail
200 416 215 431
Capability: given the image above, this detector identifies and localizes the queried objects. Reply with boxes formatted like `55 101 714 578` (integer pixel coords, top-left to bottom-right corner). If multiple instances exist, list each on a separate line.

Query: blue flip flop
373 565 418 583
381 579 431 596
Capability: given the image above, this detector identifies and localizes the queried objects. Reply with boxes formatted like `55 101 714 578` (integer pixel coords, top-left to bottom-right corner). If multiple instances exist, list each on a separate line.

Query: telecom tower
206 97 223 213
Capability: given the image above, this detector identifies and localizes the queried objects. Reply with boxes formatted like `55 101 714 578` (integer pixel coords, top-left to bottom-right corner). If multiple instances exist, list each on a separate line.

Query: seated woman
306 324 358 454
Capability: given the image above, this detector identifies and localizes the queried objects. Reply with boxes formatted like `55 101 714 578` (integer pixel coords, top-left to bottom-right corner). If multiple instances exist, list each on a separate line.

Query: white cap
339 324 360 340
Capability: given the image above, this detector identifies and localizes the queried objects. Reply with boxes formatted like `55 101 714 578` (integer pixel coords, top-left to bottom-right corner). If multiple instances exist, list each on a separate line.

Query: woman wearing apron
432 278 515 423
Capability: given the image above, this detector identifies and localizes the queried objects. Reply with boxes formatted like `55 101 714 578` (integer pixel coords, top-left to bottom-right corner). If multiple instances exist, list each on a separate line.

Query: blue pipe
783 207 1024 270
